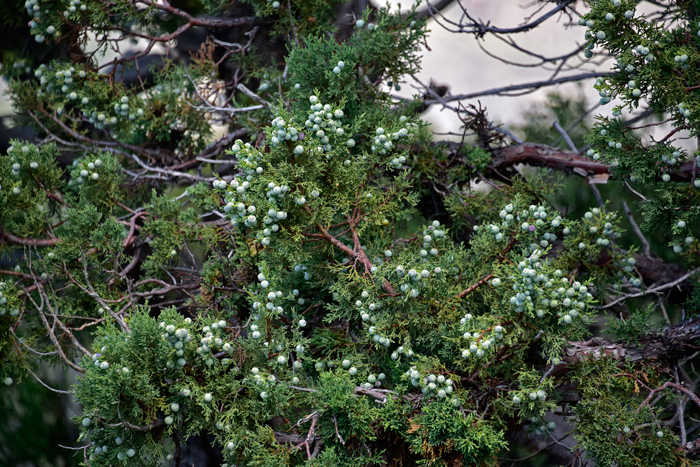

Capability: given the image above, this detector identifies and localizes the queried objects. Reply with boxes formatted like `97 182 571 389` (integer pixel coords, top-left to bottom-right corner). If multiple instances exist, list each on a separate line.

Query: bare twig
236 83 272 109
593 269 697 310
553 121 577 153
25 365 72 395
424 73 613 104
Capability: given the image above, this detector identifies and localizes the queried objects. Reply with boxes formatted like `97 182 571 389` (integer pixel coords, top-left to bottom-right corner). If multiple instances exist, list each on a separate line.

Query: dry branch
563 317 700 368
488 142 699 181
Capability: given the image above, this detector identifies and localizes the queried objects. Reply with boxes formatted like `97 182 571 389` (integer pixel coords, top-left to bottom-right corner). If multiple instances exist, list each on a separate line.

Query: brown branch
353 386 390 403
487 142 699 181
69 317 106 332
103 416 166 432
684 438 700 454
1 230 62 247
562 317 700 369
287 412 320 459
274 431 316 447
41 284 93 358
489 143 609 176
121 211 148 249
456 273 493 299
132 282 199 298
348 214 397 295
99 0 263 73
107 247 143 287
635 381 700 414
0 269 37 279
301 207 396 294
144 0 261 30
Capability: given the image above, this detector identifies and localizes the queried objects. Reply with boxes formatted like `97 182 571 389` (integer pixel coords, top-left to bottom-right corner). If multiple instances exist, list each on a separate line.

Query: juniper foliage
1 0 699 466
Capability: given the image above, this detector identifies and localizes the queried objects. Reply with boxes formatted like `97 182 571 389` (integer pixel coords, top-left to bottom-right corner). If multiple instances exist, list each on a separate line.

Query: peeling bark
489 142 697 181
563 317 700 367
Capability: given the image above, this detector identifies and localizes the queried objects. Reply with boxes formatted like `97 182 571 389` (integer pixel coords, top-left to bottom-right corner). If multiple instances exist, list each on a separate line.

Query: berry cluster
217 142 291 245
194 319 236 367
460 315 505 359
68 158 104 187
25 0 85 42
406 368 457 403
526 417 557 437
390 345 415 361
371 119 412 157
355 19 376 30
302 95 350 153
359 372 386 388
249 367 279 399
389 221 448 299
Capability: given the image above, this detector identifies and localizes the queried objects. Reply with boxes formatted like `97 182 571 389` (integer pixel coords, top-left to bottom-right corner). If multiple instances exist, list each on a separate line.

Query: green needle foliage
0 0 699 466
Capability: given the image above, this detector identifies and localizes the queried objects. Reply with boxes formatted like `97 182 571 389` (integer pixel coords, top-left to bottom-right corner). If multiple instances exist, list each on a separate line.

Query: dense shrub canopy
1 0 700 466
